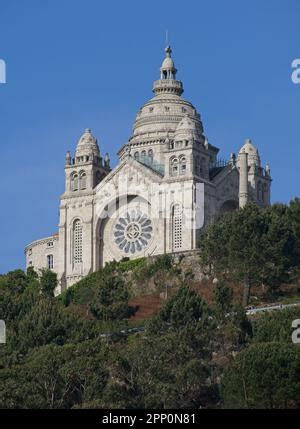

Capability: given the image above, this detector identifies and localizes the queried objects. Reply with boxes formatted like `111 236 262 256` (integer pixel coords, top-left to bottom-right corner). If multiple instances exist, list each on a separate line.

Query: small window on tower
80 172 87 190
180 157 187 175
71 173 79 191
171 158 179 176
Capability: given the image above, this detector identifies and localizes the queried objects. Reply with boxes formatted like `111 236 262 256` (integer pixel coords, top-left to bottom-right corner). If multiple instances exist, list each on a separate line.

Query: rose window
114 209 153 254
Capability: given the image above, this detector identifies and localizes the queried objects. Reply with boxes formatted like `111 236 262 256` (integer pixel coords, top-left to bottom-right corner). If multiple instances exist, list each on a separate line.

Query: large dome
129 46 204 144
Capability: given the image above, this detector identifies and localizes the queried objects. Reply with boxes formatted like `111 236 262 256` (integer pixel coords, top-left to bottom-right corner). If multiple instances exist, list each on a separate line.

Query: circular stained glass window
114 209 153 254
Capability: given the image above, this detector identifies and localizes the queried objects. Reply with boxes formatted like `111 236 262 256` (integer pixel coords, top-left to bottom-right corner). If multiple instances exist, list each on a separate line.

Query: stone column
239 152 248 208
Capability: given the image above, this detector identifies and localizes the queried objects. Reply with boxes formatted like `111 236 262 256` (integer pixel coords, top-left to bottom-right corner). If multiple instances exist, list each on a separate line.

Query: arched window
134 151 139 161
172 204 183 250
148 149 153 163
73 219 83 265
141 150 146 159
79 172 87 190
71 173 79 191
179 156 187 175
47 254 53 270
257 181 263 201
170 158 178 176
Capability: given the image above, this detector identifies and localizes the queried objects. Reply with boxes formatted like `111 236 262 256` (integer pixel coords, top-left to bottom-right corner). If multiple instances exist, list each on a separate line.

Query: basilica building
25 46 272 292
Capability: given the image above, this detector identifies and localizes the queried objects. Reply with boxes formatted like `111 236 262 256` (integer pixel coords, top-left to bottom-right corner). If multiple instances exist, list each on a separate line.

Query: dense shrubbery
222 342 300 408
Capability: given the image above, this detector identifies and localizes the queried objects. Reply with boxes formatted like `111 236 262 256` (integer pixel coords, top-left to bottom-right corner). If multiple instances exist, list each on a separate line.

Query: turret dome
75 128 100 158
238 139 261 167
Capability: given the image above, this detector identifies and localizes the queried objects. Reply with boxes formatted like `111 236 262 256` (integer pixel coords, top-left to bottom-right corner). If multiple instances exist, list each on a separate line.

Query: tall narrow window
134 151 139 161
47 254 53 269
73 219 83 264
80 172 87 190
148 149 153 163
172 204 183 250
170 158 178 176
179 156 187 175
71 173 79 191
141 150 146 159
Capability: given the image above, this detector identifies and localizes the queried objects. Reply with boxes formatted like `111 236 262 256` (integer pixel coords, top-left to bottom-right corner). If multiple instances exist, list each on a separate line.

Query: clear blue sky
0 0 299 273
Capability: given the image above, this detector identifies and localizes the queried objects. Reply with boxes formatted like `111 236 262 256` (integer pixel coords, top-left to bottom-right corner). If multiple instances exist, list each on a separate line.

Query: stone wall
25 234 59 273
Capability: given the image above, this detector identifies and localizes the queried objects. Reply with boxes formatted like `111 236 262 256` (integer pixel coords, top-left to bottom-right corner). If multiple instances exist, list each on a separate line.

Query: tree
200 203 298 306
222 342 300 408
252 307 300 344
40 269 57 297
90 264 130 321
214 280 233 316
147 285 212 334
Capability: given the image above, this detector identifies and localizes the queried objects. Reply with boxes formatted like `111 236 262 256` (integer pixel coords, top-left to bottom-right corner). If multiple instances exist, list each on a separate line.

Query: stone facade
25 46 272 294
25 234 59 273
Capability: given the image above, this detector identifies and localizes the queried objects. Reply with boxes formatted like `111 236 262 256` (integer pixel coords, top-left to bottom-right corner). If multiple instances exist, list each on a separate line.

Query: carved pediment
96 156 162 191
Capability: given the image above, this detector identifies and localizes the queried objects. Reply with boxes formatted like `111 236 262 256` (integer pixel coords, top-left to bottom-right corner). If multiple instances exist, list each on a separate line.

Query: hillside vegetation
1 200 300 409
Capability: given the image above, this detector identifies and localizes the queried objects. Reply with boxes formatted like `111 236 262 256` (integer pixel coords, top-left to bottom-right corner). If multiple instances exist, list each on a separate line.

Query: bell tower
64 129 110 194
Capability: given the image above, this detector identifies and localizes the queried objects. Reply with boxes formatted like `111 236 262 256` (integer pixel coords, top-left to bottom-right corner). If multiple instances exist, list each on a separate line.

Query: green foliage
133 254 173 282
40 269 57 297
121 332 218 409
147 285 211 334
252 307 300 343
222 342 300 408
26 266 38 282
118 257 146 272
0 341 110 408
214 280 233 315
90 270 130 321
58 271 101 306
